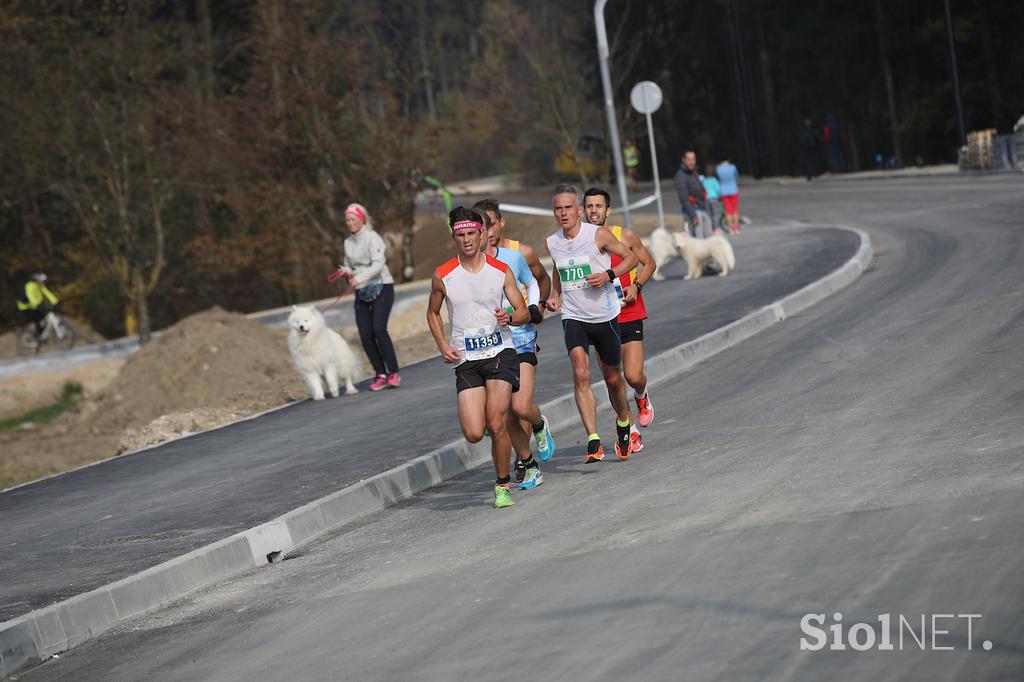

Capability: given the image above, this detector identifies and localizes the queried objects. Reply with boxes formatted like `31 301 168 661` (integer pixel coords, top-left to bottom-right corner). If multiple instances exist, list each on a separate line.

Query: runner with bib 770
544 184 639 463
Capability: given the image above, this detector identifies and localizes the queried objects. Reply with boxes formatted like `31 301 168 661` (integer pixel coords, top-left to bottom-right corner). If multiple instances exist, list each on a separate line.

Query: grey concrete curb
0 226 872 678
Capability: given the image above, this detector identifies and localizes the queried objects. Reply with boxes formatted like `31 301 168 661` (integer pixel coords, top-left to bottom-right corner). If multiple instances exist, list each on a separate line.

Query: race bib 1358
463 326 504 360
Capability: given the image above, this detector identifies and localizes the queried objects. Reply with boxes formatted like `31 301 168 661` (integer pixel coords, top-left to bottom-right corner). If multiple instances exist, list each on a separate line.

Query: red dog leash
321 269 356 313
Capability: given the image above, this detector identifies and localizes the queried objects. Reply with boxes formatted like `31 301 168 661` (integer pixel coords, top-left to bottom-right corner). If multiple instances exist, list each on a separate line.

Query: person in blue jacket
715 158 741 234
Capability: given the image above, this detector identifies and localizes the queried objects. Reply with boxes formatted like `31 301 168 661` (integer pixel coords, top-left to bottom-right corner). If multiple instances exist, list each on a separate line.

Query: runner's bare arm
589 226 638 285
519 242 552 303
427 272 460 363
499 268 530 326
543 241 562 311
620 227 655 303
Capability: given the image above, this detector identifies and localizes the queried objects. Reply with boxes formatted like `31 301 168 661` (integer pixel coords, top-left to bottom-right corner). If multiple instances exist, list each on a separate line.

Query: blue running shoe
519 467 543 490
534 415 556 461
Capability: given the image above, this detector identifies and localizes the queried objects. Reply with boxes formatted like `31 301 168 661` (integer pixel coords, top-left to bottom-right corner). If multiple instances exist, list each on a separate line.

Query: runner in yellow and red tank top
583 188 657 453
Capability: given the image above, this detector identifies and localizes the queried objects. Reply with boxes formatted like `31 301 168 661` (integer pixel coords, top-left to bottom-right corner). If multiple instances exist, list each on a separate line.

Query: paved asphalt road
0 224 857 623
18 174 1024 681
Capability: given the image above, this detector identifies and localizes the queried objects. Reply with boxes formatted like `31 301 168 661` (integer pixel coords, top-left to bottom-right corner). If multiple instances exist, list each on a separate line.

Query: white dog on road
287 305 359 400
643 226 677 281
673 231 736 279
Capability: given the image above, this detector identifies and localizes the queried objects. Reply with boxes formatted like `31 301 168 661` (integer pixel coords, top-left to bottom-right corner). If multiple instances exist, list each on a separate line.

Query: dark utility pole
729 0 760 178
944 0 966 147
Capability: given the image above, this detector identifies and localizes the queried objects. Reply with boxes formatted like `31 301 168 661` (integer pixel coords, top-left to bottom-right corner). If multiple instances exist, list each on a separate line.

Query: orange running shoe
615 422 632 461
630 430 645 453
584 439 605 463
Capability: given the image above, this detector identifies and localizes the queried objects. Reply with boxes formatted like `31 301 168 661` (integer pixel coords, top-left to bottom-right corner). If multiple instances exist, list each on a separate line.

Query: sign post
630 80 666 229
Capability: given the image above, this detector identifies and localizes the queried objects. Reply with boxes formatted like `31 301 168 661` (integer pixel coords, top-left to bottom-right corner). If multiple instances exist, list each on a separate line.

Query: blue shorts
510 324 537 356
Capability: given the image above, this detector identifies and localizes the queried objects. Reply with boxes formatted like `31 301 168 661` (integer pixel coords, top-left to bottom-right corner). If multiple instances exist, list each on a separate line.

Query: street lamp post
594 0 631 227
729 0 760 179
944 0 967 148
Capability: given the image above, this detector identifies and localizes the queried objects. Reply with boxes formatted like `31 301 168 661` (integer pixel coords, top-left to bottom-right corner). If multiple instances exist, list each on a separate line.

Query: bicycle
16 309 78 356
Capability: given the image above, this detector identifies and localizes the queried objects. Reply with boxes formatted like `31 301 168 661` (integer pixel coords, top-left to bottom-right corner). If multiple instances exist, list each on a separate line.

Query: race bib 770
556 257 592 292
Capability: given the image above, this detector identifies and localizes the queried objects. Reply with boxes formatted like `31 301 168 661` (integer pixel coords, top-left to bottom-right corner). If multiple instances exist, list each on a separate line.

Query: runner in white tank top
546 221 620 324
439 254 514 366
426 207 532 509
544 184 640 463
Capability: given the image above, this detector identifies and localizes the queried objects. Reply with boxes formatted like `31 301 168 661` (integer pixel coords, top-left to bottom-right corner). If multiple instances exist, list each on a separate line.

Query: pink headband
345 205 366 223
451 220 483 233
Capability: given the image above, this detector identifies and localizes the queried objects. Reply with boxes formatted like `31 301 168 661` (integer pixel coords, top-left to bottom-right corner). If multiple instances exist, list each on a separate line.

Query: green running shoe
494 483 515 509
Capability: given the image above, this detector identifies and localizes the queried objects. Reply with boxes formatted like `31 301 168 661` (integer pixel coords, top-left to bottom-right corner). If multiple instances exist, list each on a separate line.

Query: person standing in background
823 113 846 173
701 164 724 233
340 203 401 391
715 158 741 234
800 119 823 181
623 139 640 191
673 150 712 238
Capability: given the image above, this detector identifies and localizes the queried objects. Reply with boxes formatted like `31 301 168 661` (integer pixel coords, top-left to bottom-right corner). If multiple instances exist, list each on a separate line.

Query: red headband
345 205 367 223
451 220 483 232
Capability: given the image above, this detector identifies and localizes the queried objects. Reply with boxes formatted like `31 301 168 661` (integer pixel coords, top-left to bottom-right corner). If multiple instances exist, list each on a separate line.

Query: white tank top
436 255 514 366
546 222 620 323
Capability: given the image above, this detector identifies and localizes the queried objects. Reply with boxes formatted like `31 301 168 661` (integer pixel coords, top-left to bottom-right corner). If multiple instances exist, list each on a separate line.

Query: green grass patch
0 381 84 431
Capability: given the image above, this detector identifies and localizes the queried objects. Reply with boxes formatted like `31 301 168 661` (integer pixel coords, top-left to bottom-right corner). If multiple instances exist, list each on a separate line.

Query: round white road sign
630 81 663 115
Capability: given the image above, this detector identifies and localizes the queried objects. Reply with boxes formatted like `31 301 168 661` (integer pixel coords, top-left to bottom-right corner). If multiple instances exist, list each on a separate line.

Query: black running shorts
618 319 644 344
517 351 538 366
562 318 622 366
456 347 520 393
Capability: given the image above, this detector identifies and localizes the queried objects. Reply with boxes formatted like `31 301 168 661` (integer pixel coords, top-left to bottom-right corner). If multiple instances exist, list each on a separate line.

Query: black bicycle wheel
15 324 41 356
50 316 77 352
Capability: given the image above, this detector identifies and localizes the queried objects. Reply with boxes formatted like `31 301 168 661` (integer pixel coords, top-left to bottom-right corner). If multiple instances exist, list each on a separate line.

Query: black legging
354 283 399 376
21 308 45 336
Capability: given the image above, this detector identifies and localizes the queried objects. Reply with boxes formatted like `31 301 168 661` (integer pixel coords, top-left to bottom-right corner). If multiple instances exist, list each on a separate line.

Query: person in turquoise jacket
701 164 724 233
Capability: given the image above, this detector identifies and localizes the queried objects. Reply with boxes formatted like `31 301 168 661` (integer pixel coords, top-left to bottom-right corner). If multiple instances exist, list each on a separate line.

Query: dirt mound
1 298 445 489
117 407 257 454
89 307 306 436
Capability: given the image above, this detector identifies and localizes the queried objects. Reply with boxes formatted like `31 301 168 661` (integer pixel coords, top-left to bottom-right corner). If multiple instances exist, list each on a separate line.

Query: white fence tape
501 193 658 217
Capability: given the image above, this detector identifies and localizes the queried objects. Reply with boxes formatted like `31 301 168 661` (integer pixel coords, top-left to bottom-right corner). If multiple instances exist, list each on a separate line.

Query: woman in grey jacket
341 203 400 391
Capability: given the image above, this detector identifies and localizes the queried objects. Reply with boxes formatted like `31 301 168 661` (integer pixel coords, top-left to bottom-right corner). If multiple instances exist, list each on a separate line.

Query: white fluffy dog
673 232 736 279
643 226 677 281
287 305 359 400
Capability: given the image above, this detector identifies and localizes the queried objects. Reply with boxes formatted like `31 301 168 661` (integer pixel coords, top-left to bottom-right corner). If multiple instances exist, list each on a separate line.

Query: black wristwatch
605 268 616 283
635 281 644 293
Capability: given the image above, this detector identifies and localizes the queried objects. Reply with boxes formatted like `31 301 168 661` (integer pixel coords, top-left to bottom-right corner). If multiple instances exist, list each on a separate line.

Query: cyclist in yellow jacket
17 272 59 340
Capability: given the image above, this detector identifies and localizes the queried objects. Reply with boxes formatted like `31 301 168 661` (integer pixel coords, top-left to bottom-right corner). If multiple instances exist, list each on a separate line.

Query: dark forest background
2 0 1021 339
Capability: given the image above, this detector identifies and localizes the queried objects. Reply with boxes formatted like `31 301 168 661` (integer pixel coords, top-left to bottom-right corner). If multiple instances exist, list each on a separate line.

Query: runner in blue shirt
478 207 556 489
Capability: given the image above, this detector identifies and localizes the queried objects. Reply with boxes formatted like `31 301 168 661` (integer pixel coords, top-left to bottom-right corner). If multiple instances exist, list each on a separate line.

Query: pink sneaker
636 392 654 427
386 372 401 388
369 375 389 391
